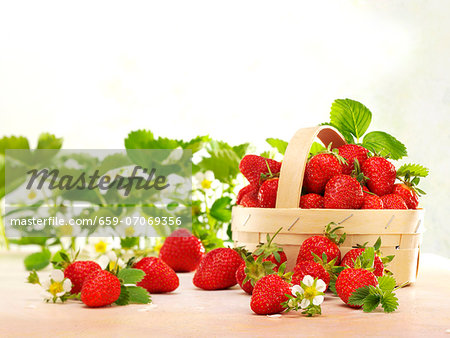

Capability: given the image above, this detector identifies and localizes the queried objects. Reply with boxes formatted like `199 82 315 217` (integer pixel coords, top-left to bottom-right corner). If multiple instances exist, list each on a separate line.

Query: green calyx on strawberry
242 255 277 288
311 252 344 291
394 163 429 209
253 227 287 267
324 222 347 246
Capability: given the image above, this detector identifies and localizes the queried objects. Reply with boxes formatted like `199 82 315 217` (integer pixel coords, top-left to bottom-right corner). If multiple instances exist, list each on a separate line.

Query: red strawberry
361 157 396 196
361 192 383 209
253 228 287 268
296 223 345 265
235 261 254 294
239 155 281 186
235 255 277 295
338 144 369 175
159 229 205 272
250 274 291 315
257 178 279 208
134 257 179 293
292 260 330 289
335 268 378 307
240 193 259 207
341 248 384 277
381 194 408 209
303 153 343 194
236 184 258 205
300 193 324 209
392 183 418 209
193 248 243 290
64 261 102 294
324 175 364 209
80 270 121 308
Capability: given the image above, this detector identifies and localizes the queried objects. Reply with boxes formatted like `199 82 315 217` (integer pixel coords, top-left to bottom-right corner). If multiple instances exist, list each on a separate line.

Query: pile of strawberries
29 225 398 315
237 144 423 210
184 223 398 315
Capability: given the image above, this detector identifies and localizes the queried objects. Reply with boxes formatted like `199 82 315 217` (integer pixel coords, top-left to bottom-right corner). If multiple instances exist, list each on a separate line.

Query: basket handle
275 126 347 208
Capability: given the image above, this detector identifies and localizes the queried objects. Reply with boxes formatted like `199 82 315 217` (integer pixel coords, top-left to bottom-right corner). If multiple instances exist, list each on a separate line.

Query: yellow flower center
49 281 64 296
125 226 135 237
28 190 37 200
94 241 107 254
303 286 318 300
201 179 212 189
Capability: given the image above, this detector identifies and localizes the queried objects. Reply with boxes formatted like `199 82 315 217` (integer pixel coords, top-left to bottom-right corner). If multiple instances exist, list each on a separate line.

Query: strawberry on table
134 257 180 293
193 248 243 290
361 157 396 196
337 144 369 175
159 228 205 272
303 152 344 194
250 273 291 315
80 270 122 308
324 174 364 209
296 223 346 265
335 268 378 307
64 260 102 294
300 193 324 209
239 155 281 186
381 194 408 209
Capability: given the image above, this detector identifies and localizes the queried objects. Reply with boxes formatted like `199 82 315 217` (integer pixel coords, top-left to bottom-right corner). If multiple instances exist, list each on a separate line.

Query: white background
0 1 449 256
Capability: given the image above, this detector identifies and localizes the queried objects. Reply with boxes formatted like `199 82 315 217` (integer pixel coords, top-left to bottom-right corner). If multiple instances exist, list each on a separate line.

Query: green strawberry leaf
118 268 146 284
266 138 288 155
330 98 372 141
209 197 232 222
380 292 399 313
115 285 130 306
0 135 30 155
120 237 140 249
348 286 371 306
126 286 151 304
24 249 51 271
36 133 63 150
362 131 407 160
396 163 429 178
378 275 396 292
363 294 381 312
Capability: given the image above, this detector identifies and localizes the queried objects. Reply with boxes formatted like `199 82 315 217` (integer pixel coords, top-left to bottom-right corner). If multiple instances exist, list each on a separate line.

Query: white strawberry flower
193 170 219 191
98 250 125 270
41 269 72 303
298 275 326 308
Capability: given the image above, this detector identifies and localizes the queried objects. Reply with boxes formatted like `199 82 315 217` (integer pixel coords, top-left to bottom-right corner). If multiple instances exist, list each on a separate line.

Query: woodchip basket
231 125 424 285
